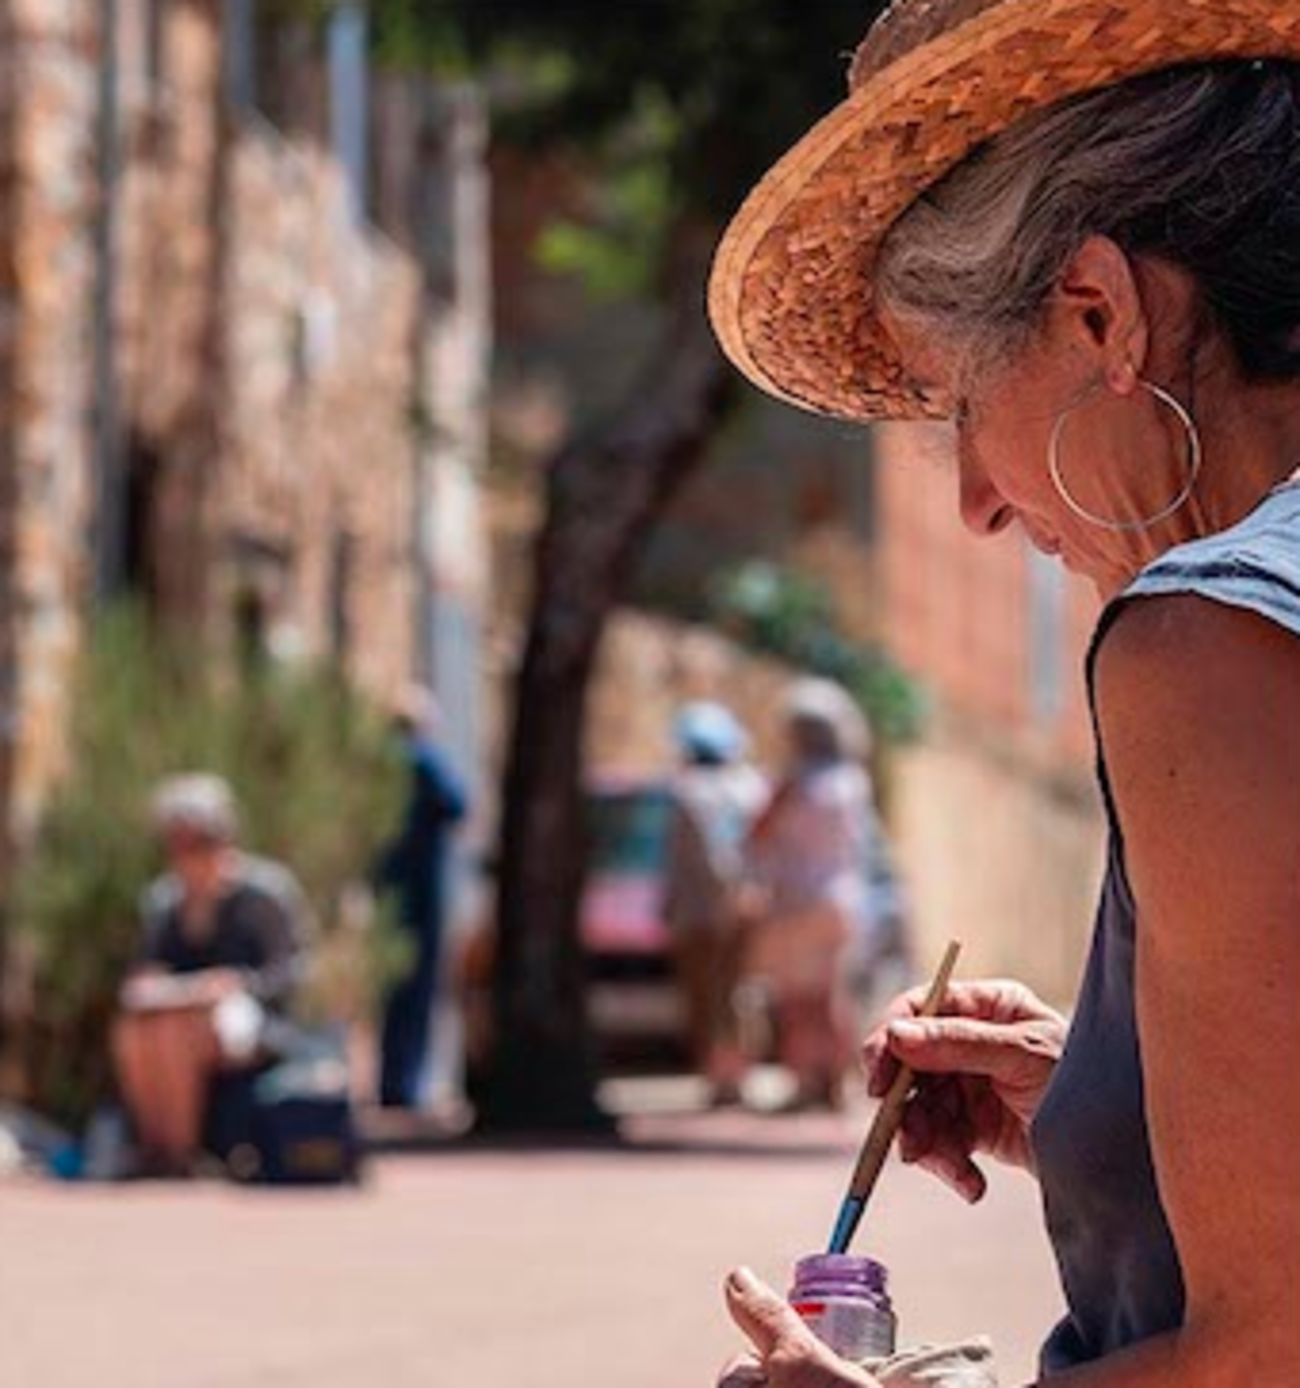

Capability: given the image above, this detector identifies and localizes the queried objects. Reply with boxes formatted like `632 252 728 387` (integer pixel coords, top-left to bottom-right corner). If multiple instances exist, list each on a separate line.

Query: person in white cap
662 702 767 1105
709 1 1300 1384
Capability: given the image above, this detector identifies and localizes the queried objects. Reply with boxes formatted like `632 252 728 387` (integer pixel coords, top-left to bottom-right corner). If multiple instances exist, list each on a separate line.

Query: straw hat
708 0 1300 425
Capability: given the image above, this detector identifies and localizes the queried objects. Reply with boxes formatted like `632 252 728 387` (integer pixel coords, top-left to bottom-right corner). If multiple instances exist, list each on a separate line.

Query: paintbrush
827 939 962 1255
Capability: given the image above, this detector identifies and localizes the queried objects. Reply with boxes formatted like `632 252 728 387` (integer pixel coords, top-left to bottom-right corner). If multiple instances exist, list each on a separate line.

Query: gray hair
876 60 1300 388
151 773 239 843
785 677 871 764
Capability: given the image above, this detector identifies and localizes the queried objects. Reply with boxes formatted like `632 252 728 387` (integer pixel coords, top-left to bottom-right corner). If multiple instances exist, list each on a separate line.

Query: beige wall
892 717 1104 1006
876 421 1099 767
873 421 1106 1002
587 612 796 781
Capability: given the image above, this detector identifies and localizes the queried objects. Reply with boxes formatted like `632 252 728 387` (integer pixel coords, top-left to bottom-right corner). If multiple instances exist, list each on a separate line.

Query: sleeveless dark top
1031 482 1300 1374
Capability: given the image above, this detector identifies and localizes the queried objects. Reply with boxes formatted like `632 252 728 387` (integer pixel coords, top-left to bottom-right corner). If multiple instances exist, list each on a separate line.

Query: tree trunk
475 277 740 1133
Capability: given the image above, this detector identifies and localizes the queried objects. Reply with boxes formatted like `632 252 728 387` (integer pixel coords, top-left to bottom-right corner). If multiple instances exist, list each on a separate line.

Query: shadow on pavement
362 1071 866 1162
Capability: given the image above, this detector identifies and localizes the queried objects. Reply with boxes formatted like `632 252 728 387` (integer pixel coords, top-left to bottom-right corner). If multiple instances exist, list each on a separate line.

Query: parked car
579 776 689 1068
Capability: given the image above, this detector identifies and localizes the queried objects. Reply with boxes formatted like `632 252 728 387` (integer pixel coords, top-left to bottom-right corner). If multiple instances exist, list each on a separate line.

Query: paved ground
0 1077 1063 1388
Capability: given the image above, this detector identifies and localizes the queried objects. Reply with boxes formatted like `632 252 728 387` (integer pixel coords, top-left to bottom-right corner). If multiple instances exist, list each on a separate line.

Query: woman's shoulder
1123 484 1300 637
1093 587 1300 779
1090 485 1300 696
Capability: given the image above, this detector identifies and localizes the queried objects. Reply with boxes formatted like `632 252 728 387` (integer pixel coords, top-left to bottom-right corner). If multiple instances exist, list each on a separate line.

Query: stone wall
0 0 99 871
216 117 422 695
114 0 225 626
108 1 421 696
0 0 491 874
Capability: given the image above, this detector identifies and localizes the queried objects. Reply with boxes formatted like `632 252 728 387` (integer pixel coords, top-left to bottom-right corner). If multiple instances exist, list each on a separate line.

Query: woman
113 774 312 1174
708 2 1300 1384
743 679 874 1111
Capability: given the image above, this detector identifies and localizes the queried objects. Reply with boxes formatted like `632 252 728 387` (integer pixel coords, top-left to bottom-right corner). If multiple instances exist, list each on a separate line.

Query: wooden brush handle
847 940 962 1202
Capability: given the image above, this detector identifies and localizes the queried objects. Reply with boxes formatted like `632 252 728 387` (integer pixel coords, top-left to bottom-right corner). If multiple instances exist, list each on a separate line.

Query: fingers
862 989 927 1096
897 1082 988 1204
723 1269 883 1388
725 1267 817 1359
861 980 1009 1096
882 1015 1041 1082
717 1352 766 1388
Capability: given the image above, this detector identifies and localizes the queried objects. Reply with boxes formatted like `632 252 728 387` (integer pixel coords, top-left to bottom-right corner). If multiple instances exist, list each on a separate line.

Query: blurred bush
708 561 927 745
9 606 405 1128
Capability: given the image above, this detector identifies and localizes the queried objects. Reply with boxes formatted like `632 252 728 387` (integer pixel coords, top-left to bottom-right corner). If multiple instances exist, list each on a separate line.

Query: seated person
111 774 315 1175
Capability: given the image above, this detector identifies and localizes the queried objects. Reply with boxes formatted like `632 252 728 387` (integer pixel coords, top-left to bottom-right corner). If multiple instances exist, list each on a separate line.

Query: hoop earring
1047 378 1202 533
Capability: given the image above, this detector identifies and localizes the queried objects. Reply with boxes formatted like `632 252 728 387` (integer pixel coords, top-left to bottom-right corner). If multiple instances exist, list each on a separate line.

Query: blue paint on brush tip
828 1195 866 1255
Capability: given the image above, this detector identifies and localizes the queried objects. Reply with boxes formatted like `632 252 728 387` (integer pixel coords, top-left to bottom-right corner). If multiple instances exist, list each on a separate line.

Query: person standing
661 702 767 1106
743 679 873 1111
375 684 470 1110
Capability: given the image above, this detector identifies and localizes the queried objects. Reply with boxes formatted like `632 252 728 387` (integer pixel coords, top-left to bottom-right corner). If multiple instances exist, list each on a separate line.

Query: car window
586 788 671 874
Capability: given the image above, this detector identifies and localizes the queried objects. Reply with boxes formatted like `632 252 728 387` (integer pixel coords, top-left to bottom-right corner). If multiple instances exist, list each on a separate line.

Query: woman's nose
958 444 1012 537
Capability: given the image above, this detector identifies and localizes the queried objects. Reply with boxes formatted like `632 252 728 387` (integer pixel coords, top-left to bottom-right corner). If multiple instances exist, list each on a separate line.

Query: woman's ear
1054 235 1148 395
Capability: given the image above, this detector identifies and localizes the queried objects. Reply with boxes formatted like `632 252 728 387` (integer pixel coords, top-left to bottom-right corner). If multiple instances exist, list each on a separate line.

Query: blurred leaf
532 93 678 299
709 561 928 743
368 0 881 219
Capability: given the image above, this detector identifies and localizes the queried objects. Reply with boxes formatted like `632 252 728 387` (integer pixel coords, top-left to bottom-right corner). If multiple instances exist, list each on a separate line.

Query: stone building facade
0 0 491 886
0 0 102 886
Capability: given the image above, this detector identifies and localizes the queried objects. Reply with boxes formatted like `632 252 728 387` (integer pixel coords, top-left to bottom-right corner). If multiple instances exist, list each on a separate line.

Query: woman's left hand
718 1268 881 1388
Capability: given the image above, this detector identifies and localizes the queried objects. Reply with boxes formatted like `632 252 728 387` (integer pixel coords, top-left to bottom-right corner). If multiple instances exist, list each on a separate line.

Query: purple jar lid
789 1253 891 1309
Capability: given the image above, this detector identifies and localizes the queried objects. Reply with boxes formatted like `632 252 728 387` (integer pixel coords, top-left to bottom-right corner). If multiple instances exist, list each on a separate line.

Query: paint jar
788 1253 897 1362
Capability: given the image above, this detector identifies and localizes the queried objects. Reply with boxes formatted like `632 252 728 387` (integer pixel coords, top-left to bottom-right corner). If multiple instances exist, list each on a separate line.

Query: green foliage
368 0 883 295
370 0 472 73
709 561 927 744
11 607 405 1127
532 89 679 300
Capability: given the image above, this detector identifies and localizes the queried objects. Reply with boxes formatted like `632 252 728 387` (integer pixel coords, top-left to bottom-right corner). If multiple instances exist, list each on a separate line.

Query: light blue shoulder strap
1121 484 1300 640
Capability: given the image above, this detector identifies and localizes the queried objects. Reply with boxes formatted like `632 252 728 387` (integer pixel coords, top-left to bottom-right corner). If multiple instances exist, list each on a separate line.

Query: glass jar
788 1253 897 1362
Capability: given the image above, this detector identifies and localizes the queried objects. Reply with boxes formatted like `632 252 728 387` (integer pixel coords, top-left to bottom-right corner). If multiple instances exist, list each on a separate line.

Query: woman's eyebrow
901 375 957 415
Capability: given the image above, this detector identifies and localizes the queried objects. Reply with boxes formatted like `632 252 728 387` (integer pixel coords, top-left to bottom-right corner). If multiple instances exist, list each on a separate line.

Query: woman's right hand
861 979 1067 1201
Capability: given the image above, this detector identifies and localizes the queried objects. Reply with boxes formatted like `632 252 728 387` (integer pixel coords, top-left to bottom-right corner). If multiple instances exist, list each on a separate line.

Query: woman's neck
1195 376 1300 527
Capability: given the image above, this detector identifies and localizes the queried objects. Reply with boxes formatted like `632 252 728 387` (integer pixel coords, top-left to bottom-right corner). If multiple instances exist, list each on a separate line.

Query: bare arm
1043 594 1300 1385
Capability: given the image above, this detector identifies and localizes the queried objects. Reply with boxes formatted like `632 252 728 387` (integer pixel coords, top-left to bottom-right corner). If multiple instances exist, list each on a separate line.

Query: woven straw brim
709 0 1300 425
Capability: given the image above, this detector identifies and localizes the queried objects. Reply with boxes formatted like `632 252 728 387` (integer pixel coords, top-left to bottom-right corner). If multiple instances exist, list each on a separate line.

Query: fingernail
889 1019 925 1043
728 1266 760 1295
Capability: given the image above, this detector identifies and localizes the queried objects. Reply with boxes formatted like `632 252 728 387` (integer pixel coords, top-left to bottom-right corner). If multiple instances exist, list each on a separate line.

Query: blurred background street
0 5 1093 1385
0 1078 1063 1388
